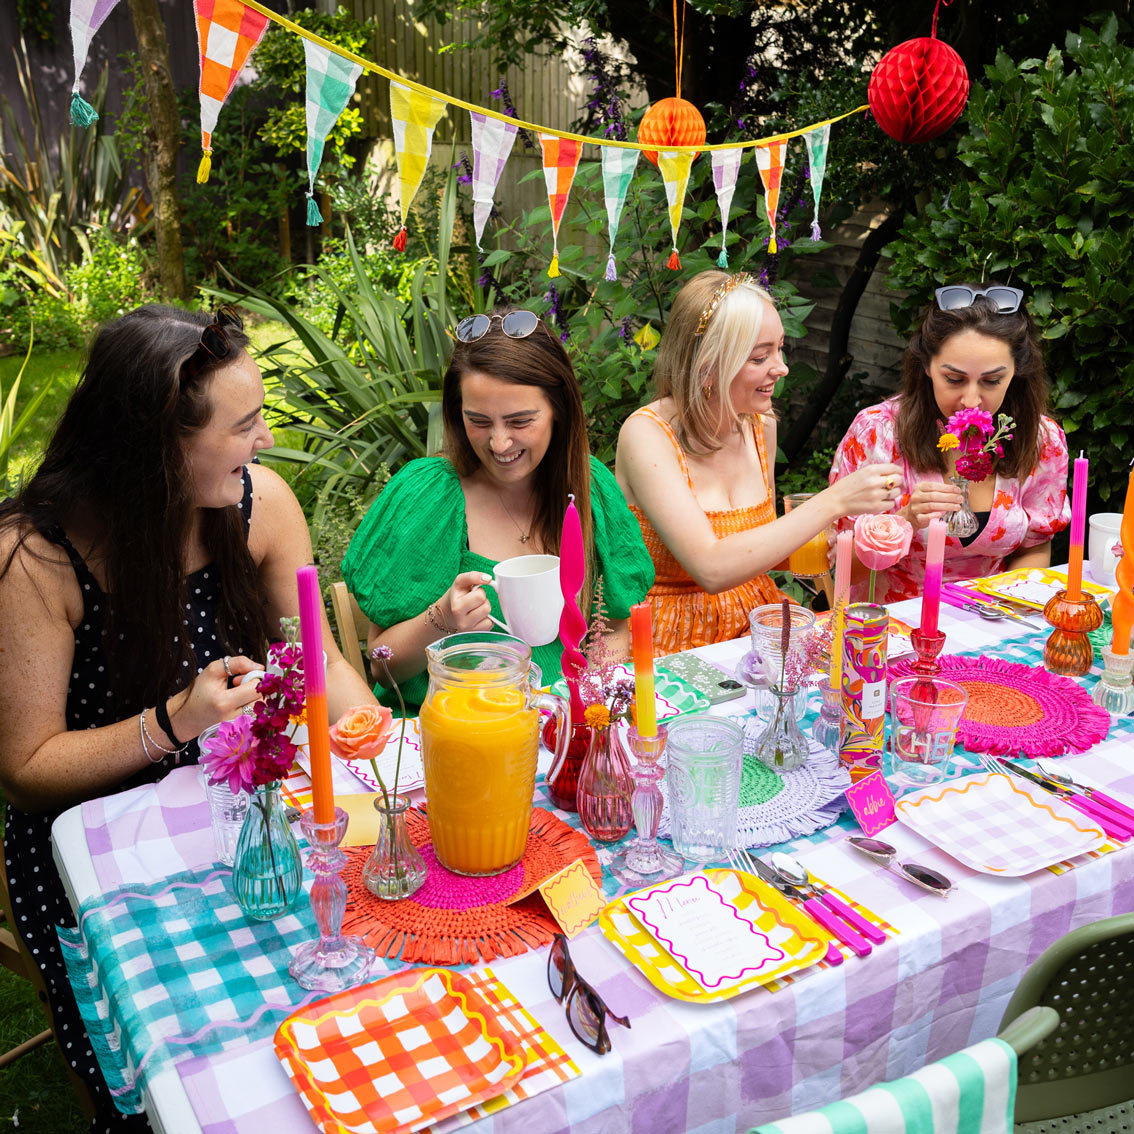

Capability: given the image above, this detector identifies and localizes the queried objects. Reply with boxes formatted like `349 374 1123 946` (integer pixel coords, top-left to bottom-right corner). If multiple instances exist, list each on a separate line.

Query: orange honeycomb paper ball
868 37 970 144
636 97 706 165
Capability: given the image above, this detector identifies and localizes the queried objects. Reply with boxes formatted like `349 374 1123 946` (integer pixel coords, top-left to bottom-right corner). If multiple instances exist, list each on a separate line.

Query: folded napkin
751 1037 1017 1134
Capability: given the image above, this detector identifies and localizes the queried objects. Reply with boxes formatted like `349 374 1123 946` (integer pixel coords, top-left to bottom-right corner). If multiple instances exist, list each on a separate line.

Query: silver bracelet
139 708 178 762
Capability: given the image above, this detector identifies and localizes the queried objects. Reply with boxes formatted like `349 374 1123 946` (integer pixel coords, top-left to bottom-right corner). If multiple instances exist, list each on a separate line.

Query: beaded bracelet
426 602 453 635
138 710 170 764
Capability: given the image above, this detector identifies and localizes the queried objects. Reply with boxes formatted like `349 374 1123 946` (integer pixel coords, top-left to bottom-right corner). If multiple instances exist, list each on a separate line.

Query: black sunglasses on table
548 933 631 1054
182 305 244 380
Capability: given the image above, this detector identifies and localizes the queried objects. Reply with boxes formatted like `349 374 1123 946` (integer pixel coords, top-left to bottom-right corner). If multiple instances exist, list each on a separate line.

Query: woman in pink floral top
830 285 1070 603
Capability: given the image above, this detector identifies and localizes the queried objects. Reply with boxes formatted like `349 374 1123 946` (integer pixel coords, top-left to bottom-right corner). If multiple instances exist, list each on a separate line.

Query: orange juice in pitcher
419 634 570 875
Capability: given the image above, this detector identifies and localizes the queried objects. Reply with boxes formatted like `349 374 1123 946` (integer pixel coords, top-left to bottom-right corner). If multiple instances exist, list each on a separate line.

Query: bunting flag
302 40 363 226
469 111 517 250
68 0 124 125
710 148 744 268
600 146 639 281
539 134 583 278
804 124 832 241
193 0 270 184
657 150 694 271
389 82 448 249
755 141 786 255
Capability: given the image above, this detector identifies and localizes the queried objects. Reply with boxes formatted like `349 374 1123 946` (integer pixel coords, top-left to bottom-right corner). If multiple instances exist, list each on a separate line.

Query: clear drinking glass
888 677 968 789
199 723 249 867
665 716 744 863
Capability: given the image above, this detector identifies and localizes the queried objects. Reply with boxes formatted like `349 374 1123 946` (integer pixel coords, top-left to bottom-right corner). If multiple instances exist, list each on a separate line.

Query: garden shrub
887 15 1134 505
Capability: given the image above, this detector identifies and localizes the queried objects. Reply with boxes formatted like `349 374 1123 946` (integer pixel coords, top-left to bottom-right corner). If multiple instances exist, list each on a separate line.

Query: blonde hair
653 270 778 454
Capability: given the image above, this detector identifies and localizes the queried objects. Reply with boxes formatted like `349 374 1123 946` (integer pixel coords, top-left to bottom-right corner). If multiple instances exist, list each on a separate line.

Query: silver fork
726 844 760 876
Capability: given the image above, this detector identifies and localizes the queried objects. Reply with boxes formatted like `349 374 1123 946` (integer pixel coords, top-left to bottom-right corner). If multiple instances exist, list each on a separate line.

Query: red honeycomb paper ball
636 97 706 166
868 37 970 144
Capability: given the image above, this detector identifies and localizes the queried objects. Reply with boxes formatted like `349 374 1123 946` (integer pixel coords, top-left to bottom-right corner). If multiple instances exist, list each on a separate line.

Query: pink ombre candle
920 519 947 637
297 565 333 824
1066 451 1088 600
829 529 854 690
557 494 586 723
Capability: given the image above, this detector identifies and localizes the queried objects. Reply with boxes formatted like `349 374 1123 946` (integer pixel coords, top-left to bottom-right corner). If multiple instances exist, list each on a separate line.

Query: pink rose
329 704 394 762
853 513 914 572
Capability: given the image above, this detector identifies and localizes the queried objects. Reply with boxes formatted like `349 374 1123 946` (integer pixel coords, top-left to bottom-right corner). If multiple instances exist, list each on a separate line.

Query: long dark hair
895 288 1050 478
442 311 596 607
0 305 271 707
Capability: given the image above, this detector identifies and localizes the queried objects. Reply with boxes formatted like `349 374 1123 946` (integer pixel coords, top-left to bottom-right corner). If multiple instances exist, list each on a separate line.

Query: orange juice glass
784 492 833 578
420 633 570 875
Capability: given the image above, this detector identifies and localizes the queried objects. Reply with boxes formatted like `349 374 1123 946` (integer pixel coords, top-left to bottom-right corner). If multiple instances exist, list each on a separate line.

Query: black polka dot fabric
3 473 252 1131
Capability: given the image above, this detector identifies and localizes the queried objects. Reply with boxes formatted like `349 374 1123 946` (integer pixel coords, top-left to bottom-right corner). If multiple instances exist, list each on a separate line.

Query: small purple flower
454 152 473 185
618 317 632 341
372 644 394 662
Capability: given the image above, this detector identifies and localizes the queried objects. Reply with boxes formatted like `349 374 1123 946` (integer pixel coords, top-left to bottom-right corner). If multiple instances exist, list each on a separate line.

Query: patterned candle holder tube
839 603 889 781
1091 646 1134 716
289 807 376 992
1042 589 1103 677
612 724 683 883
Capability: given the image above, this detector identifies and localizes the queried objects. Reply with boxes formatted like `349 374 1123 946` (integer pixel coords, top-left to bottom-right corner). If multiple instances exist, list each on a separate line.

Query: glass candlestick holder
612 724 684 883
289 807 376 992
909 628 947 678
812 682 842 753
1091 646 1134 715
1042 589 1103 676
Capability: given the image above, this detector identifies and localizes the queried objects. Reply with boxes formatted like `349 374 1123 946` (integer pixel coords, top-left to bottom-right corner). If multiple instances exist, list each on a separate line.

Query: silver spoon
1036 760 1134 823
846 836 953 897
770 853 887 944
961 601 1045 630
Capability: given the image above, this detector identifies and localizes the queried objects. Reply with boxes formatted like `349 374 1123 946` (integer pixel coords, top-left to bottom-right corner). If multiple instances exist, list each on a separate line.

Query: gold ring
222 655 233 678
885 477 896 491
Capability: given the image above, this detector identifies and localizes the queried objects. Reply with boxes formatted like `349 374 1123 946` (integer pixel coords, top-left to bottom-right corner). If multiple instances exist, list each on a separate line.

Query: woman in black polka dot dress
0 305 377 1130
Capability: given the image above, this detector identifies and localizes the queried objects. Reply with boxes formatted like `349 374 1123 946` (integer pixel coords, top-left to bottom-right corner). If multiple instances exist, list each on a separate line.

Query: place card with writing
846 770 896 836
538 859 605 938
626 873 786 994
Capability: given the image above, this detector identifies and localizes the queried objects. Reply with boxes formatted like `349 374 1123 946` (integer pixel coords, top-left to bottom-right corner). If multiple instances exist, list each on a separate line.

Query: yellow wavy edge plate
969 567 1111 610
274 967 528 1134
599 869 828 1003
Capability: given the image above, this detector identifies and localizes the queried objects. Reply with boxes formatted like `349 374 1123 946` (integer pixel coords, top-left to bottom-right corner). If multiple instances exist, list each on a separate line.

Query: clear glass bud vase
361 797 428 900
945 474 979 538
232 781 303 921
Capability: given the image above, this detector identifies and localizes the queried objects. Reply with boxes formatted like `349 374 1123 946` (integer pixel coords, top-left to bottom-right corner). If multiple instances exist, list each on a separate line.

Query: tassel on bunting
768 236 778 254
196 151 212 185
811 220 822 241
548 254 560 279
717 248 729 268
393 226 407 253
666 250 681 271
305 193 323 227
605 252 617 282
70 92 99 127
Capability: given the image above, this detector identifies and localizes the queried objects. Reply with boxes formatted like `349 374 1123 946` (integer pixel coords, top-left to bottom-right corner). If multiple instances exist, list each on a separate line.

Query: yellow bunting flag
657 149 695 271
389 81 448 251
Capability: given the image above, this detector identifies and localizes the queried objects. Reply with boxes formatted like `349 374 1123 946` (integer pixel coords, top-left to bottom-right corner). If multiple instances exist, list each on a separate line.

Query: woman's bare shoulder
0 521 81 621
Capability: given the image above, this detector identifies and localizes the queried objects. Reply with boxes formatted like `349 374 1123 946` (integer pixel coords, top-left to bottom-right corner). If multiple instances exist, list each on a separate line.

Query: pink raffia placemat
889 655 1110 758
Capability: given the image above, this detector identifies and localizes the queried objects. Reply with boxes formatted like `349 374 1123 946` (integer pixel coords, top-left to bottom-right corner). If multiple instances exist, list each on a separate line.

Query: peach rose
329 704 394 761
853 513 914 572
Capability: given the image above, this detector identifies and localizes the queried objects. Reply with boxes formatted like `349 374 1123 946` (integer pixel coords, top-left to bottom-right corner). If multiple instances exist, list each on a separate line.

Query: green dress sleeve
588 455 655 619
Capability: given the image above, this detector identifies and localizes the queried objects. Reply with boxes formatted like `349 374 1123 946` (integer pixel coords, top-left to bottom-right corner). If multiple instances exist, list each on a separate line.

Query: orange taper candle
297 565 334 822
629 602 657 737
1110 462 1134 657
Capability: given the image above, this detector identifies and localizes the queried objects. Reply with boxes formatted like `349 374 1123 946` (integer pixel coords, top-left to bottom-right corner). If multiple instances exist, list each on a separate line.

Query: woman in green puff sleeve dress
342 308 655 711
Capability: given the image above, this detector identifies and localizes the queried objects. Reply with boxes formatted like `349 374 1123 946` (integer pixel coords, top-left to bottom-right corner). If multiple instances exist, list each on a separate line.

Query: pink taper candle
1066 451 1088 600
1111 462 1134 657
829 530 854 691
297 565 334 824
557 494 586 723
920 519 947 637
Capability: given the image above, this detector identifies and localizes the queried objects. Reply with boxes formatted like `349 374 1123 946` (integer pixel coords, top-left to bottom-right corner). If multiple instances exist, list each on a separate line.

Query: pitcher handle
531 690 571 786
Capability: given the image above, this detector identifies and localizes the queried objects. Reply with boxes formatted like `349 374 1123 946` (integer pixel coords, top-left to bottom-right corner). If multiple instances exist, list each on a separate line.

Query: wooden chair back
330 581 371 683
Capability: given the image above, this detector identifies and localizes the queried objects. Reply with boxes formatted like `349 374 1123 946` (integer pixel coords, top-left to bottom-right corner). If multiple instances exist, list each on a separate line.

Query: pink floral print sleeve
829 398 1071 604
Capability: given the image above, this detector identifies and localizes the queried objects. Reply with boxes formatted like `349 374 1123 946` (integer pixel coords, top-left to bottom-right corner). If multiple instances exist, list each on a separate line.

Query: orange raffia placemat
341 807 601 965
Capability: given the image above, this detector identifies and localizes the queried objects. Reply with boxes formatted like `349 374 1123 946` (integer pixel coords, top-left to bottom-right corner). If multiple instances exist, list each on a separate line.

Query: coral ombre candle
920 519 947 638
1066 451 1088 600
297 565 333 823
1111 462 1134 657
830 530 853 691
630 602 657 737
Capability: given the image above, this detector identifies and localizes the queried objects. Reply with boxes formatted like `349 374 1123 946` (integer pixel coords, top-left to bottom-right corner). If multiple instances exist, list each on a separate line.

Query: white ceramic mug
1088 512 1123 587
483 554 563 647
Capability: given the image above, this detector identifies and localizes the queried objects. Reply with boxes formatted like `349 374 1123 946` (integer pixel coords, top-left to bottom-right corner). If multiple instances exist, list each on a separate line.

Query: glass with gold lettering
888 677 968 789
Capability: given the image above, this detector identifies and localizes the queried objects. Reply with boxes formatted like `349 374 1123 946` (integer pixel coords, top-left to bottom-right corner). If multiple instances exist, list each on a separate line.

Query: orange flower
329 704 395 762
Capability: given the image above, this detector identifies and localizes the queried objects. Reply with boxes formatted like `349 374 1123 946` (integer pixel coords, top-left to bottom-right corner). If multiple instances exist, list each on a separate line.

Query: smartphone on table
656 651 747 705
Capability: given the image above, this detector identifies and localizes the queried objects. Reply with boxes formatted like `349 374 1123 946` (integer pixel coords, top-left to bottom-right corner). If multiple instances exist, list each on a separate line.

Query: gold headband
694 273 755 337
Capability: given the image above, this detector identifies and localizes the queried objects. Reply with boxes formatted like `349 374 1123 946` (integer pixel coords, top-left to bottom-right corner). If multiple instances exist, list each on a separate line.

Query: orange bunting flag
538 134 583 278
193 0 270 184
755 141 786 255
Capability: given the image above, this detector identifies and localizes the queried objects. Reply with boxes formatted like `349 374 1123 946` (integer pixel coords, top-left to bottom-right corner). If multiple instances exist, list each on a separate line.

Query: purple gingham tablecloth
57 595 1134 1134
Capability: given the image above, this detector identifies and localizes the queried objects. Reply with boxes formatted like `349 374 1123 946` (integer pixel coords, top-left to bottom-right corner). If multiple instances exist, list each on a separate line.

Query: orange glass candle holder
1042 589 1103 676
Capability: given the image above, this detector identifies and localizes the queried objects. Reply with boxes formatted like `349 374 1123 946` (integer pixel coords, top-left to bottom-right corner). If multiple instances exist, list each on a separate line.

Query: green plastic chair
999 912 1134 1132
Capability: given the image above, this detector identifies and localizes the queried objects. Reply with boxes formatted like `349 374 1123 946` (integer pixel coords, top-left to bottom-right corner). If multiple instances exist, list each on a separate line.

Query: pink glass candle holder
1042 589 1103 677
289 807 376 992
612 724 683 884
909 628 947 679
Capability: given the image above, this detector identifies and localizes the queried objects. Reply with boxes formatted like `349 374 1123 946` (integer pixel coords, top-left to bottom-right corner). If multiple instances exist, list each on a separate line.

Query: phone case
657 652 746 704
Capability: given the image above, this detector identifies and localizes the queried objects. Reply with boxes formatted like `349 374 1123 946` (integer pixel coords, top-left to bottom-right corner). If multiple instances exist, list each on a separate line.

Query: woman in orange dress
615 270 901 653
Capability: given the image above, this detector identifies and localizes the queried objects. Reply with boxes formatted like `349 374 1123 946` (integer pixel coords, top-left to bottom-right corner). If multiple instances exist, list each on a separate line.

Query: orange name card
538 859 605 938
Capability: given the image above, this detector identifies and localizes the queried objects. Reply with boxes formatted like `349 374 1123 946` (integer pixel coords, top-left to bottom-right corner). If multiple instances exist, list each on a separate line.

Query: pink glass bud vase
576 724 634 842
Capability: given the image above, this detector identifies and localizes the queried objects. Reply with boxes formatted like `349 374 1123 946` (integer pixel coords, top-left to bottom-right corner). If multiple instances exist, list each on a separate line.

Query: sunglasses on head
548 933 631 1054
183 305 243 380
935 285 1024 315
455 310 541 343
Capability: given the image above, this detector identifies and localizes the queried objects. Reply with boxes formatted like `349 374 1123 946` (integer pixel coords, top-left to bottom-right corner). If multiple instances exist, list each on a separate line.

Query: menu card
626 873 785 994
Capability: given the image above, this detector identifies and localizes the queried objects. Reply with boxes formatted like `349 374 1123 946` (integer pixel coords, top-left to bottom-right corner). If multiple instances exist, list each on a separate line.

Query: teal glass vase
232 781 303 921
